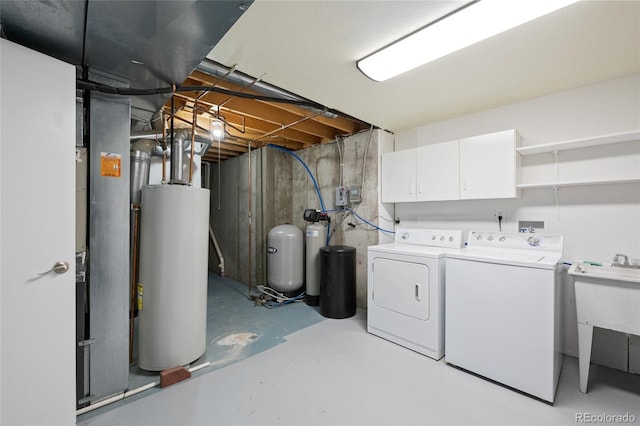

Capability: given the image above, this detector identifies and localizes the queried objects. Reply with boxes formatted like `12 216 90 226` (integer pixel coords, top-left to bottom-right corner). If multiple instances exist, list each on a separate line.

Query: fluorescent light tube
357 0 579 82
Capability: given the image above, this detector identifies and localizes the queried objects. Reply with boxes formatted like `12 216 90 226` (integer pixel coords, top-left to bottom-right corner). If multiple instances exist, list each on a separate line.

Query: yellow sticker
100 152 121 177
137 283 143 311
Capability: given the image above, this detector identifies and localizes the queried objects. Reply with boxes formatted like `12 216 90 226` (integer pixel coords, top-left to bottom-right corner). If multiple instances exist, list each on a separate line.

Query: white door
1 39 76 425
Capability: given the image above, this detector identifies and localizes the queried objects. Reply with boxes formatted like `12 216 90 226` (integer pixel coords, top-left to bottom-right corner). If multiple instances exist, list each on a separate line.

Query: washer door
372 257 430 320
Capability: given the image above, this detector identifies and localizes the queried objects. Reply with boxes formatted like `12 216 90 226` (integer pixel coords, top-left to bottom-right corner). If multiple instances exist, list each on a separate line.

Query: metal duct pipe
130 130 212 157
171 129 188 184
196 59 338 119
130 139 156 204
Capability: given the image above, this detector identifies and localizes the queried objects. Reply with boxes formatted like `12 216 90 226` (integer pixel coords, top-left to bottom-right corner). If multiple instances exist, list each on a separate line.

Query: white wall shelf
517 177 640 190
517 130 640 155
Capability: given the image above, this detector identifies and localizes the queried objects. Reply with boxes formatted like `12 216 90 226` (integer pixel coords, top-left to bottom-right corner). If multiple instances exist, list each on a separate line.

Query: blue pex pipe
347 208 395 234
267 144 326 212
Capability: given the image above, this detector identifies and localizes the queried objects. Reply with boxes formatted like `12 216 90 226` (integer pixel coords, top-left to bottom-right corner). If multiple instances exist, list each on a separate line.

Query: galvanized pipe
130 139 155 204
170 130 188 184
130 129 212 157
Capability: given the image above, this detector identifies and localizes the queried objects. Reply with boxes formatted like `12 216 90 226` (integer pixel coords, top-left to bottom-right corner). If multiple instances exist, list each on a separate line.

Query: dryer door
372 257 430 320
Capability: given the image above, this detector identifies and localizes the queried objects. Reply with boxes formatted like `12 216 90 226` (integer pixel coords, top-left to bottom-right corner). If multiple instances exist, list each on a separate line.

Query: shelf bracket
553 185 560 220
553 149 560 181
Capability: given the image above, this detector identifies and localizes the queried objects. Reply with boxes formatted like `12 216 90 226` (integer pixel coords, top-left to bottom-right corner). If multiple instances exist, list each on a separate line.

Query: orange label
100 152 121 178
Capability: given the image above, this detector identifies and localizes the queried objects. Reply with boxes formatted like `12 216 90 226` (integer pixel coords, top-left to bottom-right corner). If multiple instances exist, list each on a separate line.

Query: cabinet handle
418 184 422 194
463 179 467 191
409 184 414 195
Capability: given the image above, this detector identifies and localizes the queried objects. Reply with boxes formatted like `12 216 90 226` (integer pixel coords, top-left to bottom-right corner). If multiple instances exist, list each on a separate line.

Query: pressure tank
305 222 326 306
267 224 303 294
138 185 210 371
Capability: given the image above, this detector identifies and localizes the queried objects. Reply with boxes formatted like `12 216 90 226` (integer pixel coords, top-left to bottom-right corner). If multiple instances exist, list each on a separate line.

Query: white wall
393 73 640 371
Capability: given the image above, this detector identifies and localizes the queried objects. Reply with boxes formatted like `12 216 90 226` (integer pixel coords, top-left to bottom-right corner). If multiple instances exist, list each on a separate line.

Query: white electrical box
349 185 362 204
335 185 349 207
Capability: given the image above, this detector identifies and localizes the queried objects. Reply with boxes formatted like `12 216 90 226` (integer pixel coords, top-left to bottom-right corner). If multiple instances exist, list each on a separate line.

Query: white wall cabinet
459 129 521 200
381 149 417 203
416 140 459 201
382 129 520 203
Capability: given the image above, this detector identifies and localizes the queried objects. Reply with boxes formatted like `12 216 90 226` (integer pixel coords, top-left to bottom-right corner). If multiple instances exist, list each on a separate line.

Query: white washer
367 228 464 360
445 231 563 403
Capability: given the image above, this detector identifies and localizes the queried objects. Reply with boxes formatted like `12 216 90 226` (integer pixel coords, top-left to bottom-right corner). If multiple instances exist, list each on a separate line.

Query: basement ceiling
207 0 640 133
163 61 371 163
2 1 638 165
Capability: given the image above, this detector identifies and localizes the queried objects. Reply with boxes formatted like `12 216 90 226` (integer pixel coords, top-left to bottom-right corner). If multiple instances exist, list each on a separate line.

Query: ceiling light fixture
211 118 225 140
357 0 579 82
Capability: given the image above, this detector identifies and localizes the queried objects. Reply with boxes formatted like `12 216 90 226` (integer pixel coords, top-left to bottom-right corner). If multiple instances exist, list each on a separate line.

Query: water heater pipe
189 103 197 185
170 129 187 184
130 129 212 157
209 225 225 276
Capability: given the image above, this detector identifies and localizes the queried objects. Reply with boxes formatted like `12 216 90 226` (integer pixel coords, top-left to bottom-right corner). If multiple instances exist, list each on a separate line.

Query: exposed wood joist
162 64 371 163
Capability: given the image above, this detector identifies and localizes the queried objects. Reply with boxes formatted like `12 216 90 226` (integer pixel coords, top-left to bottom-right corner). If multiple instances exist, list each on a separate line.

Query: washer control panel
395 228 464 248
467 231 563 252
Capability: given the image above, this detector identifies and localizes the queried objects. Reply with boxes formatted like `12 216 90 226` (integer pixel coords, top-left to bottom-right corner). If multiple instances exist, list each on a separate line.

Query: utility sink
568 262 640 393
569 263 640 284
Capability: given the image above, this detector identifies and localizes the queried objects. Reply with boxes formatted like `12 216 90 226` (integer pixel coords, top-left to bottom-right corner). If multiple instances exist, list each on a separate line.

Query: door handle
39 261 70 275
415 283 421 301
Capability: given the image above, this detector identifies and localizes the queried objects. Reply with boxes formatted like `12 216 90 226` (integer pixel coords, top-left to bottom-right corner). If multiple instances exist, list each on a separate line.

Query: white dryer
367 228 463 360
445 231 564 403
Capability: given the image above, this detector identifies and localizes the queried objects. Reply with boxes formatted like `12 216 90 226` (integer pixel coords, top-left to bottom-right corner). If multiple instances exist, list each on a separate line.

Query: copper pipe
189 101 197 184
129 204 140 363
161 113 167 183
253 109 327 142
219 73 265 109
170 96 175 180
170 113 211 134
247 142 252 297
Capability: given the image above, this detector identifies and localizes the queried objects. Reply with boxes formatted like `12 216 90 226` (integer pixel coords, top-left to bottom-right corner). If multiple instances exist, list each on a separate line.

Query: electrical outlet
494 209 506 219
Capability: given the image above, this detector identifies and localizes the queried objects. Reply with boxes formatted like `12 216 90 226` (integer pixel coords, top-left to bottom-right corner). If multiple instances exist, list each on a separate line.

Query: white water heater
267 224 303 293
138 185 210 371
305 222 326 306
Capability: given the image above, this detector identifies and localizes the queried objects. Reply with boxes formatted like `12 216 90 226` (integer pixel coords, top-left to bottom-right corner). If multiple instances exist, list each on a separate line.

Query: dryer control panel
394 228 464 248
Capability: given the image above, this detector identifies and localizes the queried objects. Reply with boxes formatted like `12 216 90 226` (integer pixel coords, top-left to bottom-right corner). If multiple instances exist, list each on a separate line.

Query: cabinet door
416 140 459 201
459 129 520 199
381 149 417 203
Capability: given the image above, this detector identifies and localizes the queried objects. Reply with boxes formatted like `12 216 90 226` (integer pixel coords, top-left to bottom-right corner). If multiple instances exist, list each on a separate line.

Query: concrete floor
78 307 640 426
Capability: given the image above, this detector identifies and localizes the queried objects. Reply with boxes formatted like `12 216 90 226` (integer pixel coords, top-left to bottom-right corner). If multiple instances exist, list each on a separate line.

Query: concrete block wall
208 149 262 288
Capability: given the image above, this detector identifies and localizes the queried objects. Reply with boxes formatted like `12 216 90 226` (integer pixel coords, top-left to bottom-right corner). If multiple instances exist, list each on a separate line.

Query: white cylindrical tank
138 185 210 371
305 222 326 306
267 224 303 293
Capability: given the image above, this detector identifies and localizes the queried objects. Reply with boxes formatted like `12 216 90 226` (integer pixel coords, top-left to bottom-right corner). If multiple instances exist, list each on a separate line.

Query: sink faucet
613 253 630 267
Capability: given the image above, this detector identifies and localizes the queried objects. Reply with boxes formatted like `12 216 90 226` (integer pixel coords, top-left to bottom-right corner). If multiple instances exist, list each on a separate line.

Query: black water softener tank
319 245 356 319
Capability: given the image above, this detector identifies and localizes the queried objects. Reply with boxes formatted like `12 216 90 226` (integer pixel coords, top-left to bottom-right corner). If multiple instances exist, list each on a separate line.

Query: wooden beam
172 94 321 146
180 77 341 141
188 70 367 134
